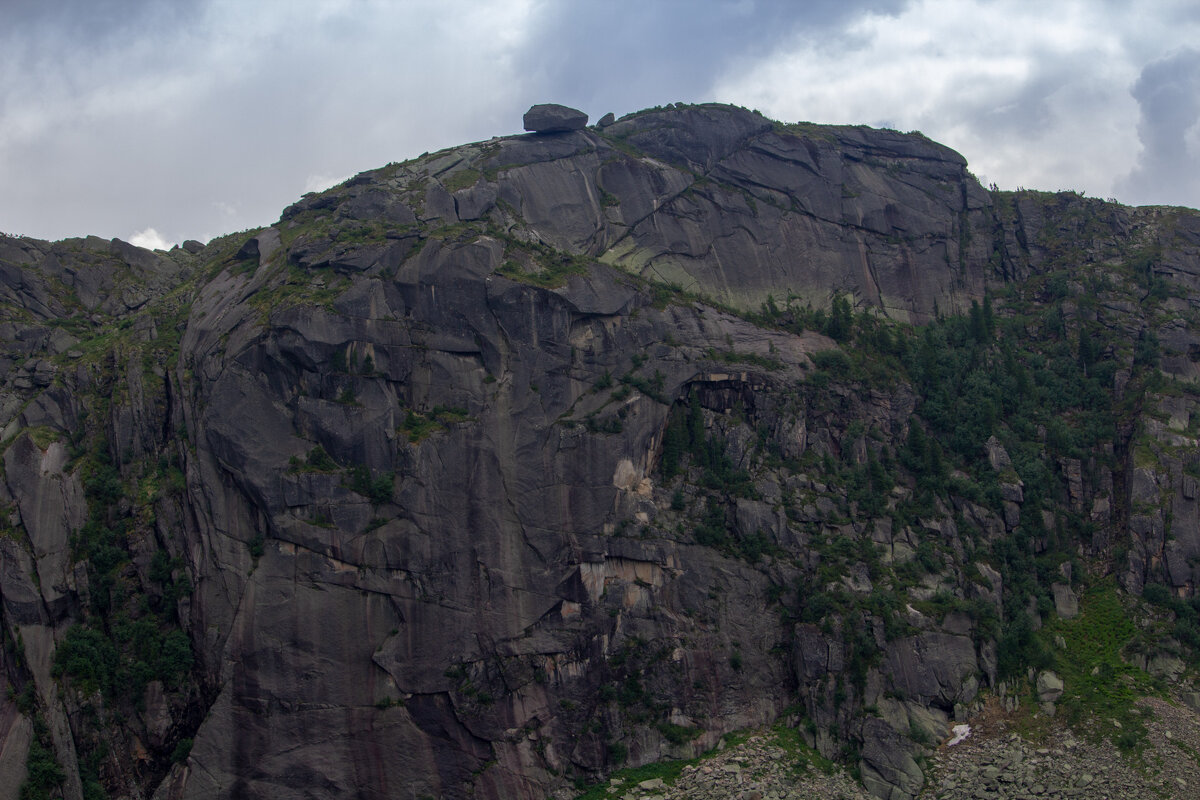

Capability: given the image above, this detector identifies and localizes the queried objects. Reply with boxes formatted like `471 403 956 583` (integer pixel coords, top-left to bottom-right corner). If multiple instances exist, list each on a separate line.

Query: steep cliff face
2 104 1200 800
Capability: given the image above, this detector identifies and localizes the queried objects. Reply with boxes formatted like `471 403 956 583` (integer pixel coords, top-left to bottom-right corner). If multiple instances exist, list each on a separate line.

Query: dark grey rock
861 717 924 799
1051 583 1078 619
236 235 260 260
235 228 280 265
336 190 417 224
523 103 588 132
884 631 980 707
986 435 1011 471
1036 671 1064 703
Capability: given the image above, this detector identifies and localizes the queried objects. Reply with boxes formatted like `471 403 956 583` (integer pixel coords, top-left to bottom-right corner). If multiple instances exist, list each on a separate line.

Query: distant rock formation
523 103 588 132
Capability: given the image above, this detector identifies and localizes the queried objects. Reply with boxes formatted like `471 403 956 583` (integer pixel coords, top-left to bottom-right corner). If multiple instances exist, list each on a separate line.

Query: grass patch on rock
768 724 839 775
1042 581 1161 753
573 729 755 800
401 406 471 443
442 168 482 193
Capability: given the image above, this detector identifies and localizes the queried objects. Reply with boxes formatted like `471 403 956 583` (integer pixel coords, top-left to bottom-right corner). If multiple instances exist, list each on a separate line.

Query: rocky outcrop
0 104 1199 800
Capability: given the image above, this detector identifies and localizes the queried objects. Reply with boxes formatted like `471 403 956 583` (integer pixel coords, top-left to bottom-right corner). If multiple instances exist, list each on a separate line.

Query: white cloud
1116 47 1200 207
712 0 1200 206
0 0 541 242
303 173 352 194
6 0 1200 242
212 201 240 219
129 227 173 250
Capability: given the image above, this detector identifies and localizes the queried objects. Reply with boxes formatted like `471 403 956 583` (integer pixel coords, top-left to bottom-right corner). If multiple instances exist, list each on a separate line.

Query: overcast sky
3 0 1199 249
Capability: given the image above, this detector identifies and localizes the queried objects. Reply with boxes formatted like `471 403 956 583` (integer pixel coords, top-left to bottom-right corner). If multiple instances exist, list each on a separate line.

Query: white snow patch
947 724 971 746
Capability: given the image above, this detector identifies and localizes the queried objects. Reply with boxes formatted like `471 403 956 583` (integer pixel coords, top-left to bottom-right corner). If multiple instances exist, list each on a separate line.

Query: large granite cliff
2 103 1200 800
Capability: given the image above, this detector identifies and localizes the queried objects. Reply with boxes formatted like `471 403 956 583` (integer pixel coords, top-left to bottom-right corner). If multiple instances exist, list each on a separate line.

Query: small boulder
1051 583 1079 619
1148 654 1186 680
1000 481 1024 503
596 112 616 128
523 103 588 133
985 435 1012 471
236 236 260 261
235 228 281 265
1036 670 1063 703
181 239 205 254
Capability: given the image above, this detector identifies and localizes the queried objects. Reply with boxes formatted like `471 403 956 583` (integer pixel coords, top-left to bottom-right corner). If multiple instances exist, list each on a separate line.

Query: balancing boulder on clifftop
522 103 588 132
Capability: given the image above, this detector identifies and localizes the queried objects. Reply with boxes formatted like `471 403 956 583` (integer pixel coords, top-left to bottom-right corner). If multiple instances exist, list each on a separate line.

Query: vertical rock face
0 104 1199 800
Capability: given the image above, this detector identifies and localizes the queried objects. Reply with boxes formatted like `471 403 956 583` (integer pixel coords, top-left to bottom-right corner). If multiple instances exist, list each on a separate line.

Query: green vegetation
1142 582 1200 651
489 225 594 288
245 260 351 322
644 222 1181 765
619 370 668 404
288 445 394 505
0 241 207 762
705 348 784 371
289 445 338 472
53 590 193 701
574 757 690 800
496 254 589 288
656 722 702 745
347 464 394 506
791 273 1152 676
21 727 66 800
42 421 198 796
773 119 840 143
170 738 193 764
402 406 470 443
573 725 836 800
26 426 61 450
1042 583 1159 752
583 412 624 435
442 168 482 193
768 723 838 775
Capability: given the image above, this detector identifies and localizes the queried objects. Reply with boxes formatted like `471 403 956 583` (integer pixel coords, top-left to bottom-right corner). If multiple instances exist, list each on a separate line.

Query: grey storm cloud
521 0 907 116
1117 48 1200 207
4 0 199 45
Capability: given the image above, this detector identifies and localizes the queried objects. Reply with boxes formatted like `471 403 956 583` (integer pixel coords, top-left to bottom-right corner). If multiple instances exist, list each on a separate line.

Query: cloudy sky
3 0 1200 249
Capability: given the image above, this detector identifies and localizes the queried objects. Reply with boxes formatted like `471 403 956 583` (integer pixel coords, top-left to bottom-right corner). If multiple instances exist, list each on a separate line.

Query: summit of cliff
271 102 988 323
